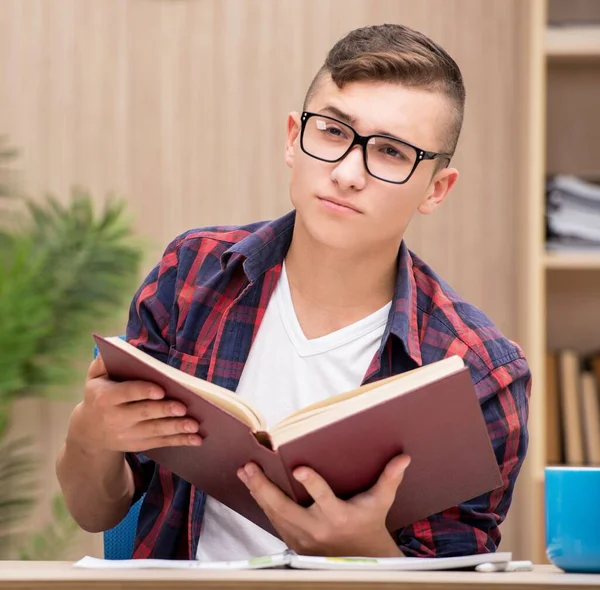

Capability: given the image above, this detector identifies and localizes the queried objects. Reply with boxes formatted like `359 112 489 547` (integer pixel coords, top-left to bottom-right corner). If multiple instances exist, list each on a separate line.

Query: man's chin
301 217 362 251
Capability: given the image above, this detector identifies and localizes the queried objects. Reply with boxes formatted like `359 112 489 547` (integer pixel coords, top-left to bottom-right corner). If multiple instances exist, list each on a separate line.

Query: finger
87 354 107 380
292 466 341 513
238 463 306 523
110 380 165 404
135 417 201 440
366 455 411 507
124 399 188 422
128 433 203 452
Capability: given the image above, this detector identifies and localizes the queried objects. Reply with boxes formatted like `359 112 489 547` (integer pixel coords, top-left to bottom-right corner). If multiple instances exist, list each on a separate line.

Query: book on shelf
546 348 600 466
545 352 563 464
94 334 503 538
581 370 600 465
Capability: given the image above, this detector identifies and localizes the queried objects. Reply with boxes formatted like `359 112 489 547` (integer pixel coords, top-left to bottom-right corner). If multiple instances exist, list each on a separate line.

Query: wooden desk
1 562 600 590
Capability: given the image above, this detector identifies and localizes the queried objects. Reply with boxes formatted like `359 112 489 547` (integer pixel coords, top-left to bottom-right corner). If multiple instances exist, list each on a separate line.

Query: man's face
285 75 458 252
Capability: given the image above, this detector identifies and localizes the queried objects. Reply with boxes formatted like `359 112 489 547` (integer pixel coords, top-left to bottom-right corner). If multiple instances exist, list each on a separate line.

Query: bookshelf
545 25 600 58
524 0 600 565
543 252 600 270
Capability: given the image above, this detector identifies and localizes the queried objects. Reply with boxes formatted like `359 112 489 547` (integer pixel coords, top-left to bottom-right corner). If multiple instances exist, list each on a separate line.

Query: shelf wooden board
544 251 600 269
546 25 600 58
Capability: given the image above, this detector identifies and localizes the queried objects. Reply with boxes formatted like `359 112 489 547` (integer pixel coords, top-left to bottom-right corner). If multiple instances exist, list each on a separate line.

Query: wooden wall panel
0 0 536 559
548 0 600 24
547 271 600 353
547 62 600 178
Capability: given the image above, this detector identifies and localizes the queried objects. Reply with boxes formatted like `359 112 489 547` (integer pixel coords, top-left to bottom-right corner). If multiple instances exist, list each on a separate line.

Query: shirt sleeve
396 357 532 557
122 235 184 498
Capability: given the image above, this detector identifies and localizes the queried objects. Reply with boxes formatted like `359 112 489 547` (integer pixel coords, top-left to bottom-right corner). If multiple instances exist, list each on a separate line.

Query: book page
270 356 464 446
102 336 266 429
274 371 413 428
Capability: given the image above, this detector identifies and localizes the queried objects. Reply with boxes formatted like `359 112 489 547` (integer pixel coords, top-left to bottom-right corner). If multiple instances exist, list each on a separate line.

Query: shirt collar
220 210 422 366
387 242 423 366
219 210 296 281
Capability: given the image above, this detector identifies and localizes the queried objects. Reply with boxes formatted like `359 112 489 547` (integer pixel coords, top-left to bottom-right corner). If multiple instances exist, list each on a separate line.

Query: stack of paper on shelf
546 175 600 251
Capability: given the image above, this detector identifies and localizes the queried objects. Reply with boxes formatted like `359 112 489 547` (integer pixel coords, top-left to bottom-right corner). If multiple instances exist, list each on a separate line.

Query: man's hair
303 24 465 155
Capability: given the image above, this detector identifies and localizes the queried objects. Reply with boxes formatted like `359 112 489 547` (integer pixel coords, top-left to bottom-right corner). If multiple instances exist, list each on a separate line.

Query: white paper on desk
289 551 513 571
75 551 513 572
73 553 290 570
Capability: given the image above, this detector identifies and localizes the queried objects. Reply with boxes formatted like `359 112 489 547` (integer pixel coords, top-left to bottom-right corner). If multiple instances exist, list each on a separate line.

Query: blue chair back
103 496 144 559
94 336 144 559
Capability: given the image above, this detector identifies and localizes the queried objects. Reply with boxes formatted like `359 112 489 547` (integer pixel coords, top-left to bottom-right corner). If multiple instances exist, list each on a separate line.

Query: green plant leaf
18 494 80 561
15 190 144 393
0 138 144 558
0 236 54 399
0 136 19 200
0 189 143 397
0 437 39 557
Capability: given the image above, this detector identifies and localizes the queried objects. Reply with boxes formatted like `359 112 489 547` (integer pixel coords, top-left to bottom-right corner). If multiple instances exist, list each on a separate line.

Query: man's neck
284 220 399 340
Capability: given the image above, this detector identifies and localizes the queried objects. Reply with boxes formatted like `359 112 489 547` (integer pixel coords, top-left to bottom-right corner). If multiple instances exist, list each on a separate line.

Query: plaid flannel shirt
125 210 531 559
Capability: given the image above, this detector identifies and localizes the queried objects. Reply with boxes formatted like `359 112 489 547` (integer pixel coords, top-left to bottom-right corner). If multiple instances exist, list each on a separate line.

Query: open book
94 335 502 537
75 550 515 571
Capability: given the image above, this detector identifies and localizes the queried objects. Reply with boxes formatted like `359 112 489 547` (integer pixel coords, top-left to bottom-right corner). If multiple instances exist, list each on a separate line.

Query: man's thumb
378 455 411 502
87 354 108 380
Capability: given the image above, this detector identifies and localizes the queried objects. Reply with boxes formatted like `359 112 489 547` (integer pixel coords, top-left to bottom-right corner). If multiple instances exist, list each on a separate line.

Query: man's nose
330 145 367 191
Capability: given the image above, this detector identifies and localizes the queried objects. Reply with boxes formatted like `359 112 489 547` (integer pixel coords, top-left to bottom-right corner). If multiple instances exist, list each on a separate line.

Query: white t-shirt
196 263 391 561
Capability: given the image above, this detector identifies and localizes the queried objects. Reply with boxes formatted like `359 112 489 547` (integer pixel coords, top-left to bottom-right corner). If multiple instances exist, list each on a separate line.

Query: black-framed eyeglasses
300 111 452 185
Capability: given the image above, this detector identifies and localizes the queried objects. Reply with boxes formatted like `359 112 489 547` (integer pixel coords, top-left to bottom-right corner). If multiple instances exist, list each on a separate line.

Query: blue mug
545 466 600 573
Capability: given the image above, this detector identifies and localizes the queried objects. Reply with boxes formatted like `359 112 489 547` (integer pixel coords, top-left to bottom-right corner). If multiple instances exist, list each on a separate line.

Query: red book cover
95 334 502 538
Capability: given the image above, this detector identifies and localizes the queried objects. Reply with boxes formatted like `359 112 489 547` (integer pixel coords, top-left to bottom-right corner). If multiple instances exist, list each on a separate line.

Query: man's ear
285 112 301 168
418 167 459 215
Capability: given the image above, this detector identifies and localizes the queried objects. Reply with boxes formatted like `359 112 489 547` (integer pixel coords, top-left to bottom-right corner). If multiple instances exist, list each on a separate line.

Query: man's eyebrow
320 105 355 125
319 106 405 142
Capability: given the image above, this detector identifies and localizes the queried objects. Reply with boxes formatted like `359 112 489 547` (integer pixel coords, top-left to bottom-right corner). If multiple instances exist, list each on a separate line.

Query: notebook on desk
75 551 514 571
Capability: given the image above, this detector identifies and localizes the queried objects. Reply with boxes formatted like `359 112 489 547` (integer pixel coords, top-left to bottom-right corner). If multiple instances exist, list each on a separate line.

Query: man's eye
381 145 405 160
325 126 345 137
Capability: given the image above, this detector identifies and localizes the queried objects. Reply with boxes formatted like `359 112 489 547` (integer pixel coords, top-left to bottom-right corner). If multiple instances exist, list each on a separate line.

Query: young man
57 23 531 561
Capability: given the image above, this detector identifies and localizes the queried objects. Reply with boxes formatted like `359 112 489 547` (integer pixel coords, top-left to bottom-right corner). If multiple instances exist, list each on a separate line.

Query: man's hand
68 354 203 455
237 454 410 557
57 353 203 533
